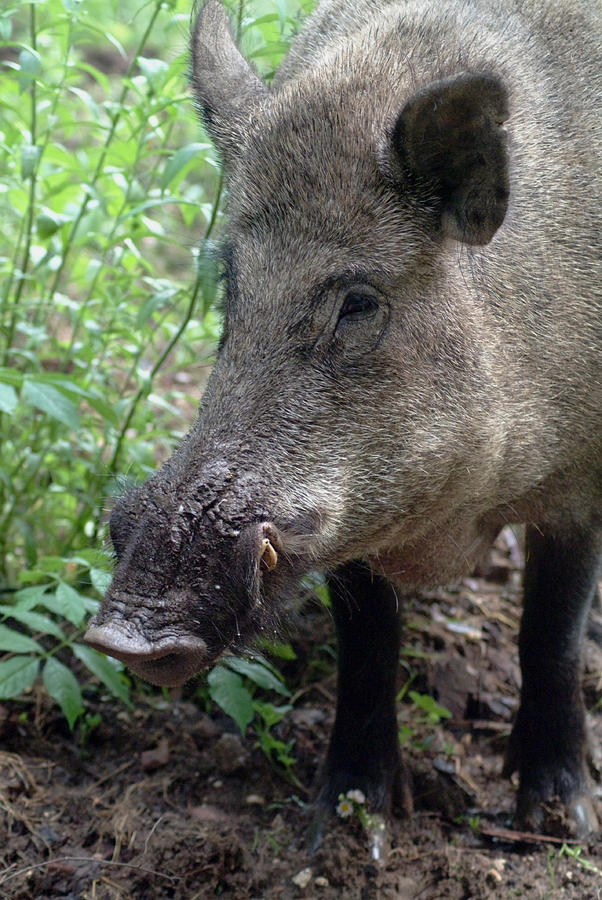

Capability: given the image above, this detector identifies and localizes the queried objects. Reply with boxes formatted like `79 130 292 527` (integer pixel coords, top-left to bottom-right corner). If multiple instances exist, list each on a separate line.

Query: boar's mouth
84 621 212 688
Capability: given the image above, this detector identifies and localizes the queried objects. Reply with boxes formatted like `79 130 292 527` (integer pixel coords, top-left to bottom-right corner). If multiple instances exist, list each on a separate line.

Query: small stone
485 868 503 886
245 794 266 806
140 738 170 771
315 876 329 887
290 707 326 728
214 733 247 774
192 715 221 741
292 867 313 889
190 804 226 824
213 779 223 788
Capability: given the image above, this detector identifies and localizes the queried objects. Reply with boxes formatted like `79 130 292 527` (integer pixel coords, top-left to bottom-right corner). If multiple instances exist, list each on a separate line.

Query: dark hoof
503 713 598 838
515 789 599 839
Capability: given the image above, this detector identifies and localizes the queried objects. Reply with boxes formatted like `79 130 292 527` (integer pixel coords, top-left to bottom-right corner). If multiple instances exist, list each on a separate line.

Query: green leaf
43 657 84 729
247 41 291 60
0 624 43 654
119 196 199 220
21 143 41 180
18 47 41 93
260 641 297 661
195 239 219 312
208 666 254 735
137 57 169 89
83 394 119 427
275 0 290 29
37 209 71 239
223 656 290 696
49 583 88 627
0 656 39 699
0 368 23 388
408 691 452 721
22 380 80 429
0 606 65 640
0 383 17 414
72 644 131 705
81 596 100 615
0 17 12 41
70 549 113 571
161 143 210 190
253 699 292 729
136 286 179 328
13 585 51 610
90 568 112 596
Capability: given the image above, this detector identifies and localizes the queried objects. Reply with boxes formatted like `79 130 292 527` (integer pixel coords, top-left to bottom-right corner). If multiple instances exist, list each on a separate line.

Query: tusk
260 538 278 571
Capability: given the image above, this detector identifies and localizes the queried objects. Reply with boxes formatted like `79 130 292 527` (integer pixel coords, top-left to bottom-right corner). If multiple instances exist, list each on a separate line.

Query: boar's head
85 0 511 686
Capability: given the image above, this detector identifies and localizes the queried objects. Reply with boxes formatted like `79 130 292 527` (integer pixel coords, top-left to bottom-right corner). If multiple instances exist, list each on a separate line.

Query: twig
0 856 177 887
479 824 579 845
86 760 135 793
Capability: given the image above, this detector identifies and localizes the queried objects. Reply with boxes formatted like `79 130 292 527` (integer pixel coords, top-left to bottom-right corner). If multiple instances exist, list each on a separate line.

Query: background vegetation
0 0 314 731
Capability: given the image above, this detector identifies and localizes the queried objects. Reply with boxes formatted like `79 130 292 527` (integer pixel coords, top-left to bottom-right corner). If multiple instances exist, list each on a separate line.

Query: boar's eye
338 290 379 322
326 283 388 357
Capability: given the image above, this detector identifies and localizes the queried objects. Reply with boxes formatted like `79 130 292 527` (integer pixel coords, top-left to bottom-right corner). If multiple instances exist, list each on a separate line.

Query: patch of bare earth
1 531 601 899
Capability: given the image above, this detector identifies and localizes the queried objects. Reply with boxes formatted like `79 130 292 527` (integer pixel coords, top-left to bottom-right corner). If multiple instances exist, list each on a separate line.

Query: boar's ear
190 0 268 162
394 72 509 245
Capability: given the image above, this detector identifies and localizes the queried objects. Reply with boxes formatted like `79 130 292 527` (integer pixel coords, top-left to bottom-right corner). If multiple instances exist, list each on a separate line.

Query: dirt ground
1 530 601 899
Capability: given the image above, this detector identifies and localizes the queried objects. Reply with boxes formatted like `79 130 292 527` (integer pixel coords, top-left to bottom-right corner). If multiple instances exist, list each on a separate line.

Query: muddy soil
1 531 601 899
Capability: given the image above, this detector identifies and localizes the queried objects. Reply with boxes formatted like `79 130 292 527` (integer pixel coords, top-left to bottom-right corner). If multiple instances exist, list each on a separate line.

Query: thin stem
42 0 165 310
3 3 38 365
236 0 244 40
1 205 27 322
29 15 76 331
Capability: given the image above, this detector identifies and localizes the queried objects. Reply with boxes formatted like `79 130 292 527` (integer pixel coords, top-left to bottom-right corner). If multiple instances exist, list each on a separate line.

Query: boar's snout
84 620 211 687
84 521 288 687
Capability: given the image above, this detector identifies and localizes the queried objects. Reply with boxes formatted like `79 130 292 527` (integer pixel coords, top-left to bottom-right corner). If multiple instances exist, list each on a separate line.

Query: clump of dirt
1 531 601 899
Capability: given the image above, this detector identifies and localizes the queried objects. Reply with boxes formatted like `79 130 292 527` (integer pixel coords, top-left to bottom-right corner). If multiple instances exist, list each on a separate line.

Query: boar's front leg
504 523 601 836
313 561 410 835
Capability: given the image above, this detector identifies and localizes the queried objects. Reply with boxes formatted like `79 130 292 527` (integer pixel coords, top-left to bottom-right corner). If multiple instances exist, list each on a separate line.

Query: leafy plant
397 684 453 749
0 0 313 727
0 549 130 724
558 843 602 877
206 654 299 776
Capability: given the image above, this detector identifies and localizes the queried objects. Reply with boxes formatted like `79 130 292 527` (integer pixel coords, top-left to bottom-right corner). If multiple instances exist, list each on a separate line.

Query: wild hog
85 0 602 837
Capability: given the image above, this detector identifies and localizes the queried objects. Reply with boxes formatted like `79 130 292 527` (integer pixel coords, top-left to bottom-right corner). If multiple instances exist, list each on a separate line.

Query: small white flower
336 797 353 818
346 789 366 805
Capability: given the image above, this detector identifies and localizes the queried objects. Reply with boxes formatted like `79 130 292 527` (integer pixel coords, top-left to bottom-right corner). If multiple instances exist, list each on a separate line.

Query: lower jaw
132 654 209 688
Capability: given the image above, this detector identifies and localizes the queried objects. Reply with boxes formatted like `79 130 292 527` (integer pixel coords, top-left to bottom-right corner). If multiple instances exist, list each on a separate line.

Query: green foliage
407 690 452 724
557 844 602 877
0 0 312 727
398 686 453 749
207 655 298 776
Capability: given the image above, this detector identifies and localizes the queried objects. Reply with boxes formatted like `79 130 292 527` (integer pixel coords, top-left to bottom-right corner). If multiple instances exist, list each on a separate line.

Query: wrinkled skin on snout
85 441 325 686
86 0 602 840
